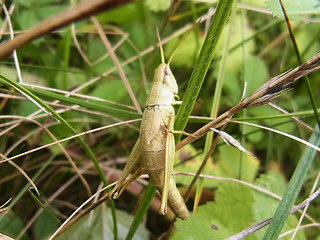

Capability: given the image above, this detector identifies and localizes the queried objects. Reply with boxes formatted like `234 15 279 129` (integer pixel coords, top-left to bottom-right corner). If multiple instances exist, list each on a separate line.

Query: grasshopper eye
164 68 170 76
163 70 171 85
162 66 178 93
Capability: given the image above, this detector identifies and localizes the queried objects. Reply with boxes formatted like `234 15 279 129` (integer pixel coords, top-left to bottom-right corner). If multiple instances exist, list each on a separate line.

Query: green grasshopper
110 31 189 220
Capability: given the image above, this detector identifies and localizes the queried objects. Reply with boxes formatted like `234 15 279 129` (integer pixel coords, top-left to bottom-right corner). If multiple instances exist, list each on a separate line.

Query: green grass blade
175 0 235 140
125 183 156 240
262 127 320 239
279 0 320 129
24 85 140 119
194 5 235 213
0 74 107 184
0 73 118 237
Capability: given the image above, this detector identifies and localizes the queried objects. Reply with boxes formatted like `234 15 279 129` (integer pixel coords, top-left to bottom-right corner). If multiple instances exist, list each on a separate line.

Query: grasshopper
110 31 189 220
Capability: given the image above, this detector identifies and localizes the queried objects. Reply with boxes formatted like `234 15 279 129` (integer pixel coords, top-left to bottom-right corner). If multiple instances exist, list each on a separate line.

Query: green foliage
14 0 68 29
34 211 59 240
175 0 235 138
0 211 28 240
267 0 320 17
0 0 320 239
175 144 259 187
166 31 203 68
145 0 171 12
55 204 149 240
172 171 306 239
263 129 320 239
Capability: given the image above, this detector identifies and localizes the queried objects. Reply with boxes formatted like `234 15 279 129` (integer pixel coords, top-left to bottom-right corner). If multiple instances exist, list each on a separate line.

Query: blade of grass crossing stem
262 128 320 239
194 9 235 213
174 0 235 140
4 155 55 213
0 74 118 239
125 183 156 240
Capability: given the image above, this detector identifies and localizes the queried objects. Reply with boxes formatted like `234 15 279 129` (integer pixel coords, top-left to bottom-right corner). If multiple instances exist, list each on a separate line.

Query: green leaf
244 55 268 97
91 80 132 104
267 0 320 17
215 144 259 183
166 32 203 68
125 184 156 240
253 172 306 240
174 144 211 186
174 144 259 187
34 211 59 240
145 0 171 12
55 204 149 240
172 171 307 239
262 128 320 239
173 182 255 239
0 211 28 240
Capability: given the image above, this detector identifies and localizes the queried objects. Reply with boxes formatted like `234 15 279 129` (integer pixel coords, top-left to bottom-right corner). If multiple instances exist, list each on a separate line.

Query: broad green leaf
172 182 255 239
0 211 28 240
34 211 59 240
267 0 320 17
97 3 145 25
253 172 306 240
55 204 149 240
174 144 213 186
91 80 135 104
262 129 320 239
172 171 306 239
145 0 171 12
175 143 259 187
244 55 268 97
221 70 240 105
213 144 259 183
166 32 203 68
54 70 88 91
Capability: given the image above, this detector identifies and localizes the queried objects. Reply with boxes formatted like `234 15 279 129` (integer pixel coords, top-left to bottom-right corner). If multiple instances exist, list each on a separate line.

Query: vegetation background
0 0 319 239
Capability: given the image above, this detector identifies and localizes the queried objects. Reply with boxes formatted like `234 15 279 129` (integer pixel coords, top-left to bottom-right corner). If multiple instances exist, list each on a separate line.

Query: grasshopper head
154 63 178 94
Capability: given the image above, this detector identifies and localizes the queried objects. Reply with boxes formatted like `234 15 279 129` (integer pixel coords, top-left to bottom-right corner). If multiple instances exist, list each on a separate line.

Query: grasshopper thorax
144 63 178 107
154 63 178 94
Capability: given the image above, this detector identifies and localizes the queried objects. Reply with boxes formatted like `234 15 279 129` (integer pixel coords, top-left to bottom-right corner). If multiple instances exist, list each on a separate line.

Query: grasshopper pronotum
110 31 189 220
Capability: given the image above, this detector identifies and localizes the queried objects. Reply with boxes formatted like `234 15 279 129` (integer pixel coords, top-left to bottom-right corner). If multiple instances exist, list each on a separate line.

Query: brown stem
176 51 320 151
0 0 135 61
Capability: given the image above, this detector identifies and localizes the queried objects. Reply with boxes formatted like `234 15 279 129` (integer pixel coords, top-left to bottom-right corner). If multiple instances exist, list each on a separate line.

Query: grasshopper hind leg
167 177 189 220
112 165 145 198
159 129 175 215
110 138 143 199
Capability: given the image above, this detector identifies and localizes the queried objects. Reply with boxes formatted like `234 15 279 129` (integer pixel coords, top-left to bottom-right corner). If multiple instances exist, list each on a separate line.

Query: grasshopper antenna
168 20 201 65
156 28 165 64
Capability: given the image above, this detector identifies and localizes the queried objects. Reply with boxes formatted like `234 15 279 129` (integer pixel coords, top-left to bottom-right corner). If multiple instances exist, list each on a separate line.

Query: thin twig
91 16 142 114
0 0 136 61
176 51 320 151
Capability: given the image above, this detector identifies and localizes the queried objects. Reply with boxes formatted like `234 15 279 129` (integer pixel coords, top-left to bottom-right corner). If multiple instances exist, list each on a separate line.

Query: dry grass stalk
176 51 320 151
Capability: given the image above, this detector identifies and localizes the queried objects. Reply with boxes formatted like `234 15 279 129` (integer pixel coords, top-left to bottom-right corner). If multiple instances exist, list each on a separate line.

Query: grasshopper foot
110 188 120 199
159 200 167 215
